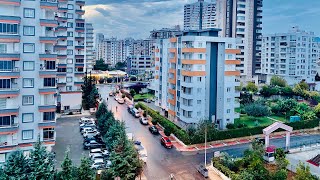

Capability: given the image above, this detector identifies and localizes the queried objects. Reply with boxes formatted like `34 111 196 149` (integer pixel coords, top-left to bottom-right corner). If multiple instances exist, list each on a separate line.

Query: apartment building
0 0 60 162
132 39 154 57
184 0 216 30
85 23 94 72
126 55 152 77
261 27 320 87
96 38 125 66
216 0 263 83
154 29 240 129
150 26 182 40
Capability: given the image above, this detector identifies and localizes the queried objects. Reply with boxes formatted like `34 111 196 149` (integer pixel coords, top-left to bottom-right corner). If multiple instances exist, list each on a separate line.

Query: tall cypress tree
3 150 30 180
58 150 74 180
77 157 95 180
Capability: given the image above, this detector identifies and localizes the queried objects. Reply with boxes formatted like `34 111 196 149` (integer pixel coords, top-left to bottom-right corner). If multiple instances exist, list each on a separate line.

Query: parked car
84 140 105 150
139 117 148 125
89 148 110 157
83 131 100 138
160 136 173 148
143 99 151 103
117 98 125 104
91 158 105 169
80 124 96 132
80 121 95 128
81 127 96 134
79 117 95 124
127 105 133 113
91 153 104 160
148 126 159 135
196 164 208 178
84 135 103 144
131 108 140 118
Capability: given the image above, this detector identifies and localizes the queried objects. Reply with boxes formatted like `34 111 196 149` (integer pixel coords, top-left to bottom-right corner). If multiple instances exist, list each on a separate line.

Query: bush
226 123 236 129
98 78 104 84
151 119 158 125
244 103 270 117
270 76 287 87
106 78 113 83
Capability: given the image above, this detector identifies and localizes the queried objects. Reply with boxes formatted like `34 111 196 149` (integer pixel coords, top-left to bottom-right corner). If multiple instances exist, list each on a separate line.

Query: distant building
85 23 94 72
154 29 240 129
184 0 216 30
262 27 320 89
150 26 182 39
127 56 153 78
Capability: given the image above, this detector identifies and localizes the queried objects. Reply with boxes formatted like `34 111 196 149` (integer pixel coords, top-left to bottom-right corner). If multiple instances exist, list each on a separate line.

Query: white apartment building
184 0 216 30
0 0 61 163
127 55 152 77
85 23 94 72
96 38 125 66
261 27 320 87
216 0 263 83
154 29 240 129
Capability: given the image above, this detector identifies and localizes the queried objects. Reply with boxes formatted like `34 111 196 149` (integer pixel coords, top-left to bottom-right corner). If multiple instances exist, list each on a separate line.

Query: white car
139 117 148 125
91 159 105 169
89 148 110 157
91 153 104 160
117 98 125 104
81 127 96 134
134 143 147 163
83 130 99 138
80 121 95 128
79 117 95 124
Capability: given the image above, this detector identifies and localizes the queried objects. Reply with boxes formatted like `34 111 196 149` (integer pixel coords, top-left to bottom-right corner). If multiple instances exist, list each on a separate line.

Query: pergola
263 122 293 150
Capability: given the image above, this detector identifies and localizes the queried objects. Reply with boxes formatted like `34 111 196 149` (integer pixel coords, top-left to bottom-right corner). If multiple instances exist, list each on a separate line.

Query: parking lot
52 115 91 169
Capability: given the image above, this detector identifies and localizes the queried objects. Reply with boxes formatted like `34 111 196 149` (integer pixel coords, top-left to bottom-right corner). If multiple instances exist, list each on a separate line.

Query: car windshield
165 139 171 143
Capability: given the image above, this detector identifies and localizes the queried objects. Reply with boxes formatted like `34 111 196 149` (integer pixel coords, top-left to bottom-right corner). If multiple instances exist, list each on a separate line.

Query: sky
84 0 320 39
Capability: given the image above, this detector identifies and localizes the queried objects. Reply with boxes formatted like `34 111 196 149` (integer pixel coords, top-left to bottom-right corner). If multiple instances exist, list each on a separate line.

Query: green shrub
151 119 158 125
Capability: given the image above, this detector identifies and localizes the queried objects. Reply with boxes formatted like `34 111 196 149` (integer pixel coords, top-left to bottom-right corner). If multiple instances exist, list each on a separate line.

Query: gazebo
263 122 293 150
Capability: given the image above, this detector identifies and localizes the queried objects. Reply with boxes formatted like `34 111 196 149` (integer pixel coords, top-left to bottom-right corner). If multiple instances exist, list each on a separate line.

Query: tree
0 167 8 180
246 82 258 93
260 85 280 97
28 139 55 180
82 72 97 110
98 78 105 84
77 157 95 180
96 102 108 119
94 58 108 71
244 103 270 117
270 76 287 87
239 91 253 104
294 162 318 180
314 103 320 117
106 78 113 83
298 81 309 90
130 76 137 81
3 150 30 179
58 150 74 180
271 169 287 180
281 86 294 96
115 61 126 70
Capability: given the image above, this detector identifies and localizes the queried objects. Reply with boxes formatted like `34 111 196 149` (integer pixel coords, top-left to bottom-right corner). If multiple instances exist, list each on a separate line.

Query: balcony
182 48 206 53
75 72 84 77
0 35 20 43
0 0 20 6
75 37 84 41
74 81 84 86
39 53 57 60
39 88 56 95
75 18 85 23
0 53 20 60
58 7 68 12
57 16 67 22
39 70 57 78
0 15 20 24
168 99 176 106
57 72 66 77
38 121 56 128
75 27 85 32
182 59 206 65
75 45 84 50
0 123 19 134
57 82 66 86
38 105 56 112
75 63 84 68
57 54 67 59
55 26 67 31
40 19 58 27
40 36 57 44
0 88 19 98
54 45 67 50
75 0 85 6
75 9 85 15
0 107 19 116
0 68 20 78
57 63 67 68
75 55 84 58
181 70 206 76
40 0 58 10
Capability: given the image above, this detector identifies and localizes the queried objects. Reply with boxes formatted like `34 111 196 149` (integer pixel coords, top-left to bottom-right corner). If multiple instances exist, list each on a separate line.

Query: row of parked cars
109 92 125 104
79 117 112 170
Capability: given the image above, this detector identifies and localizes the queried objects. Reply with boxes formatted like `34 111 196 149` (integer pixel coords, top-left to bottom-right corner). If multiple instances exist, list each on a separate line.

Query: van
131 108 140 118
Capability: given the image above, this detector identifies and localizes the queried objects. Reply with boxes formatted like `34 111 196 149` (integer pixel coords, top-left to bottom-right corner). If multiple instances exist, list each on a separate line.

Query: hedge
136 103 320 145
212 159 238 179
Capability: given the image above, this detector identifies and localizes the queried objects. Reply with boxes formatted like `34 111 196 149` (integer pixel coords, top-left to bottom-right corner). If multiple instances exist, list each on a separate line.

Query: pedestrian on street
107 97 108 101
116 106 118 112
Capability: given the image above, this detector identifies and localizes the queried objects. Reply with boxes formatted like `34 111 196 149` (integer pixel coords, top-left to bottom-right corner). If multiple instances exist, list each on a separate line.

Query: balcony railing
0 123 19 134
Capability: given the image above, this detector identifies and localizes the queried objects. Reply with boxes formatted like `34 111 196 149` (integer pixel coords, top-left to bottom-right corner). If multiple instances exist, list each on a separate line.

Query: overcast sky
84 0 320 39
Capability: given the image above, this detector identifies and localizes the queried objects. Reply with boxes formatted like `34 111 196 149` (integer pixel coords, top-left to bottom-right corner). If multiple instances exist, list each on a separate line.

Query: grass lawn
269 115 288 123
134 93 154 100
234 115 275 128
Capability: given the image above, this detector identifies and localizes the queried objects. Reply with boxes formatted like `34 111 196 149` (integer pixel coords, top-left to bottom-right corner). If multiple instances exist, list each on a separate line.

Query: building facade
85 23 94 72
184 0 216 30
150 26 182 40
216 0 263 83
154 29 240 129
261 27 320 86
126 55 152 77
96 38 125 66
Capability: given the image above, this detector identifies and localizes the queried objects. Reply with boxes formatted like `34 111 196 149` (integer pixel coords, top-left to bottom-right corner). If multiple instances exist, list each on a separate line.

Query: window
67 40 73 46
197 100 201 104
66 68 73 73
66 86 72 91
23 78 34 88
198 54 203 59
67 22 73 28
0 154 5 163
22 113 34 123
43 128 55 141
226 87 231 92
23 43 35 53
24 8 35 18
67 31 73 37
67 4 73 10
0 99 6 109
67 13 73 19
197 77 202 82
228 44 232 48
22 96 34 105
227 98 231 103
67 59 73 64
44 78 55 87
67 50 73 55
0 61 12 71
0 79 10 89
0 23 18 34
23 61 34 71
23 26 35 36
227 109 231 113
43 112 55 121
45 61 56 70
0 116 10 126
22 130 33 140
0 44 7 53
66 77 72 82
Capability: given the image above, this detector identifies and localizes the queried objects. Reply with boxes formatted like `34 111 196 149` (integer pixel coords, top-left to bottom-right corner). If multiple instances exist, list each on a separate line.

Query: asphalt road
98 84 320 179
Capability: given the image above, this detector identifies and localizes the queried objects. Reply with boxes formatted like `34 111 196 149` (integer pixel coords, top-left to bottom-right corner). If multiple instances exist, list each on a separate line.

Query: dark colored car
143 99 151 103
127 105 133 113
83 140 105 150
84 135 104 144
149 126 159 134
160 137 173 148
